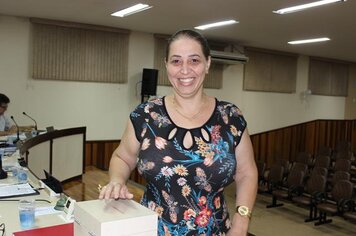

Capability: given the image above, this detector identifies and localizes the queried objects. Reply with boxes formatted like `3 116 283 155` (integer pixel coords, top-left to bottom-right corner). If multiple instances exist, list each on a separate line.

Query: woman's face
166 37 211 98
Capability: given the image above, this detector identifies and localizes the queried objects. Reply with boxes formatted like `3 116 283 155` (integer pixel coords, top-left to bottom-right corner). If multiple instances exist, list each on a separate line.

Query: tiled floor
224 184 356 236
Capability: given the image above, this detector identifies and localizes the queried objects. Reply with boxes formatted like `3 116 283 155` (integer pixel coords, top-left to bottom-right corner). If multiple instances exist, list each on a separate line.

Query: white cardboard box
74 199 157 236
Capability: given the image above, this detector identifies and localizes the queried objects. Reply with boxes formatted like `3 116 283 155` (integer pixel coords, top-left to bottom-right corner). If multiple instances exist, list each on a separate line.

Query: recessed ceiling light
194 20 238 30
111 3 152 17
288 37 330 45
273 0 346 14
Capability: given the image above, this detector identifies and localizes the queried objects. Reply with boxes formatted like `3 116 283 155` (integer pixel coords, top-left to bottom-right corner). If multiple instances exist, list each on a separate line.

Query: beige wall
0 15 347 140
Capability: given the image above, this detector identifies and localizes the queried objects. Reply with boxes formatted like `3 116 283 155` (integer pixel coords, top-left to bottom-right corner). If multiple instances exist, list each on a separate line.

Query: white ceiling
1 0 355 62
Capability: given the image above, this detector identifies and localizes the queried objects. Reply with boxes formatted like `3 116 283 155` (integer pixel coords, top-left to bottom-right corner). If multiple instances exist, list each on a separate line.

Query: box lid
75 199 156 222
74 199 157 236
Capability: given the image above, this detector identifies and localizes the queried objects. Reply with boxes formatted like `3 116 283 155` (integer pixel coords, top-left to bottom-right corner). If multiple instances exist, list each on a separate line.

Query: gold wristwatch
236 205 252 219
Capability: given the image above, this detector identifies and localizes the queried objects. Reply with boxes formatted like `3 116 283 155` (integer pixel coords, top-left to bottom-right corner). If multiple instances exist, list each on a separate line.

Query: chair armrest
268 180 282 191
312 191 326 203
288 185 304 197
338 199 354 213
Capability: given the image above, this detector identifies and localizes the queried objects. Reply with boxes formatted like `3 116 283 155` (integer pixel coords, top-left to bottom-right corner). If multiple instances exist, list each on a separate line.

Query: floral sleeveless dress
130 97 246 236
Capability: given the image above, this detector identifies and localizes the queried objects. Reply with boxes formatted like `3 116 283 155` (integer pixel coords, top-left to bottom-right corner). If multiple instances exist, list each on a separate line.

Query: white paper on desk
35 206 62 216
4 146 17 153
0 176 19 186
0 183 37 197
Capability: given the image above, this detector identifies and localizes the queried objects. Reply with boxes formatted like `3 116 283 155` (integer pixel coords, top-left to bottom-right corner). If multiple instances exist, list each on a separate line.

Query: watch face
238 206 249 216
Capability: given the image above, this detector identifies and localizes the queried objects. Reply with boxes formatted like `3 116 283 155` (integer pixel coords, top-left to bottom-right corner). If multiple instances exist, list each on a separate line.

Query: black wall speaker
141 68 158 96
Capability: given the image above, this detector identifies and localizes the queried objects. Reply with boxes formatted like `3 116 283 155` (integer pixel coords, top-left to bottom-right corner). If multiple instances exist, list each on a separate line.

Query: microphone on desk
23 112 38 130
10 116 20 144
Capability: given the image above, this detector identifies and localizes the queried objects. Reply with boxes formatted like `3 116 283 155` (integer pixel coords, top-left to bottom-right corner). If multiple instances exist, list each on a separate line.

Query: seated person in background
0 93 16 136
0 93 34 136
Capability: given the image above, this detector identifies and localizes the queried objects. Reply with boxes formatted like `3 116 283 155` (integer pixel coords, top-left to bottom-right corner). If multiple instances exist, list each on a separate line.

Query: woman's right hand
98 181 134 200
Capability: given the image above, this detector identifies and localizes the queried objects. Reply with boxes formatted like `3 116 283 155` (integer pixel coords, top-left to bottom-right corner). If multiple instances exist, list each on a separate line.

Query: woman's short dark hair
165 29 210 62
0 93 10 104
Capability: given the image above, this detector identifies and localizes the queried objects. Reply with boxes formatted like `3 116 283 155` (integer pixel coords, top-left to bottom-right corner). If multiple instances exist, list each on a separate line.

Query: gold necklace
172 95 206 121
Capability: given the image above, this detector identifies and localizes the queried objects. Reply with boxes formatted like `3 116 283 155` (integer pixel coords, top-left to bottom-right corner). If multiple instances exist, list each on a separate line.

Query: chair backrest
291 162 308 174
334 159 351 172
335 150 353 160
296 152 312 165
332 171 351 184
286 168 305 188
311 166 328 177
314 155 330 169
274 159 290 176
256 160 266 179
335 141 351 152
268 165 284 183
331 180 354 202
317 145 332 157
306 174 326 194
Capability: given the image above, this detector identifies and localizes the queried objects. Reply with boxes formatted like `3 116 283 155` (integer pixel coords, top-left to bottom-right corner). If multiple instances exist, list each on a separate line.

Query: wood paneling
85 140 120 170
85 140 147 185
85 119 356 184
251 119 356 168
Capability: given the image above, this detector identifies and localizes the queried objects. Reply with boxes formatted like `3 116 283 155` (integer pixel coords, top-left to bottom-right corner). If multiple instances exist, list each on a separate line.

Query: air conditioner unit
210 50 249 65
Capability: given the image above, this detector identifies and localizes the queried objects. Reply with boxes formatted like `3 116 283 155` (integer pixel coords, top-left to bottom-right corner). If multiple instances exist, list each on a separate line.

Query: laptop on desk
42 170 63 194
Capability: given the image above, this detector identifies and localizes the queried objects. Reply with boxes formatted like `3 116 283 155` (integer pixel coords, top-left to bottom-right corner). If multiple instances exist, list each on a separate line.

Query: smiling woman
100 29 258 236
165 37 210 99
154 34 224 89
